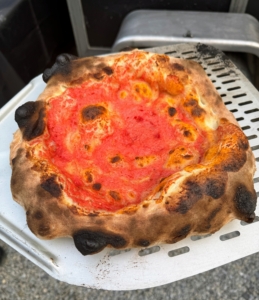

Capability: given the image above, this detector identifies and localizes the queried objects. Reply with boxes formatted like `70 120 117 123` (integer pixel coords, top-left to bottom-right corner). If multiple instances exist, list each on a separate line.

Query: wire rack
0 43 259 290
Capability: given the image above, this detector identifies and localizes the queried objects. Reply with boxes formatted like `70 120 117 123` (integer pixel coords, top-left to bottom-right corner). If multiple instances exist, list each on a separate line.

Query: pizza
10 50 257 255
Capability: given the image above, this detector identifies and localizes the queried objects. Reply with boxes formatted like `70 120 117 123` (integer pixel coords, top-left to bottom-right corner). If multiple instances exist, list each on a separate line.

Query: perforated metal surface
0 43 259 290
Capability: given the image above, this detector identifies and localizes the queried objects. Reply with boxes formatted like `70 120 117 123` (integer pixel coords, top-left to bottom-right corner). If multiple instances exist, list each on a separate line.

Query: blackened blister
173 201 190 214
82 105 106 121
92 183 102 191
172 63 185 71
15 101 46 141
172 224 191 242
40 176 62 198
43 53 78 83
102 66 113 75
109 190 121 201
73 230 127 255
204 177 226 199
168 107 176 117
110 156 121 163
234 184 257 222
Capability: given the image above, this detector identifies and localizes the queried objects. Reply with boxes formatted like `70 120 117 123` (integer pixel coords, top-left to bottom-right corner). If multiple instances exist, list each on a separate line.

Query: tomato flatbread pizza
10 50 256 255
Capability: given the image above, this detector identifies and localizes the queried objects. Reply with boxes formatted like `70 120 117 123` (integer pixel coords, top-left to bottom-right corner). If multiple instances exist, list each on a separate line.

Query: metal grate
0 43 259 290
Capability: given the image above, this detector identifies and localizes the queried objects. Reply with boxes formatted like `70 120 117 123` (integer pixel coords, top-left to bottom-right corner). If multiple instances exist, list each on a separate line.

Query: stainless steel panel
66 0 109 56
112 11 259 58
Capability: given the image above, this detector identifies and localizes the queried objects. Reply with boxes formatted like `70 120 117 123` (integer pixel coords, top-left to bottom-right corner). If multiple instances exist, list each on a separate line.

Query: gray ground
0 239 259 300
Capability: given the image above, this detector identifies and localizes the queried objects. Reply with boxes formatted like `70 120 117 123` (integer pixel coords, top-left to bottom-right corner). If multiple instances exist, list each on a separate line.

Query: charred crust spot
85 171 93 183
221 153 247 172
43 53 78 83
92 183 102 191
166 224 191 244
247 212 256 223
40 176 62 198
185 180 202 196
234 184 257 222
172 63 185 71
56 53 77 65
82 105 106 121
102 66 113 75
35 184 52 200
177 224 191 237
205 178 226 199
33 211 43 220
109 191 121 201
174 201 189 214
73 230 127 255
191 106 205 118
15 101 46 141
183 130 191 137
238 137 249 151
137 239 150 247
183 99 204 117
173 225 191 242
110 156 121 163
168 107 177 117
173 180 203 214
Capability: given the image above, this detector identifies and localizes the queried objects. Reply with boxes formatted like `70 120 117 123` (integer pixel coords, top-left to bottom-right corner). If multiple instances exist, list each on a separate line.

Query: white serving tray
0 43 259 291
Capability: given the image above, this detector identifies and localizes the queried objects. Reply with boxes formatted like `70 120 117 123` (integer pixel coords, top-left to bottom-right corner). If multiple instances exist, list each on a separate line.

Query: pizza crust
10 50 257 255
